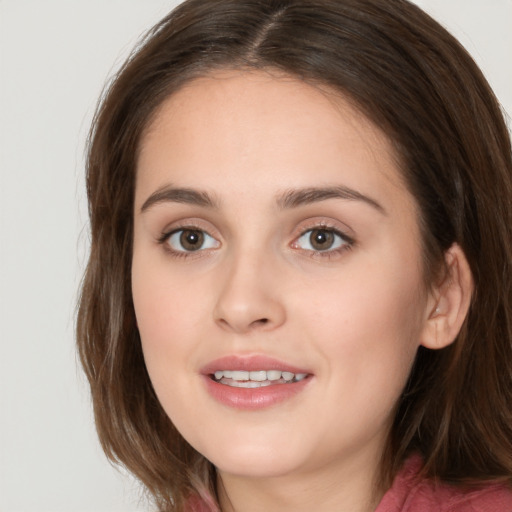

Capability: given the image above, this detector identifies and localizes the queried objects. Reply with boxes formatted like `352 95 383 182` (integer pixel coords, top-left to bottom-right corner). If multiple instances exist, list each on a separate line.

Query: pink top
188 455 512 511
375 455 512 512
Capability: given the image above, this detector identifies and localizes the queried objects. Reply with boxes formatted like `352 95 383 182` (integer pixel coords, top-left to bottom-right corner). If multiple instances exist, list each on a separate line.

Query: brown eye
165 228 219 253
180 229 204 251
309 229 335 250
294 227 350 253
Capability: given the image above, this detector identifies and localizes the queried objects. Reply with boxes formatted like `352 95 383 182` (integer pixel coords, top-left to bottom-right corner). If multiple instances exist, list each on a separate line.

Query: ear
420 244 474 350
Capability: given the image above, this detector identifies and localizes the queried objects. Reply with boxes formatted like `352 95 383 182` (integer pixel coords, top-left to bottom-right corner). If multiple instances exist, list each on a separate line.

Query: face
132 71 433 482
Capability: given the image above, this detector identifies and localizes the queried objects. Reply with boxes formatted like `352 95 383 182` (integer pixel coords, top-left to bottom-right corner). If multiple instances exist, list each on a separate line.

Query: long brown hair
77 0 512 509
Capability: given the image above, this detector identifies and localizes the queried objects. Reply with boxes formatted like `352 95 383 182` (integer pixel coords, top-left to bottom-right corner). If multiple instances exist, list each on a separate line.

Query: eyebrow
140 185 219 212
277 186 386 214
140 184 385 215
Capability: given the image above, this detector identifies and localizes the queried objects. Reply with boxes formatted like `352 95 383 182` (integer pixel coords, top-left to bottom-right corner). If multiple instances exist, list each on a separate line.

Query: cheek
293 257 427 393
297 251 425 331
132 246 206 335
131 251 204 374
131 258 206 422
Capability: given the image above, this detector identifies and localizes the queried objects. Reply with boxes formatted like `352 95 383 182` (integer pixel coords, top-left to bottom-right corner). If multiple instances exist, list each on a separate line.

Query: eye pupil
180 230 204 251
310 229 334 250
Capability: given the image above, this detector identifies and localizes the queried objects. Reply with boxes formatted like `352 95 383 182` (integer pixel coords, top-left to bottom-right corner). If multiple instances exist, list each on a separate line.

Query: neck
216 451 386 512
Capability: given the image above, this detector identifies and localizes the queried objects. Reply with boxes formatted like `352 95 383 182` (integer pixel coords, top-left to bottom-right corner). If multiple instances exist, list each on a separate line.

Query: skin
132 71 470 512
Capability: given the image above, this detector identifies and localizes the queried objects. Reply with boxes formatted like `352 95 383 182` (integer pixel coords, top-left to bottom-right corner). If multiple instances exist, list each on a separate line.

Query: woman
77 0 512 510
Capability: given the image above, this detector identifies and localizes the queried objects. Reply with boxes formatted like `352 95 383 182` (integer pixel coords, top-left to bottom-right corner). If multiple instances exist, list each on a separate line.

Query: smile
202 356 312 409
212 370 308 388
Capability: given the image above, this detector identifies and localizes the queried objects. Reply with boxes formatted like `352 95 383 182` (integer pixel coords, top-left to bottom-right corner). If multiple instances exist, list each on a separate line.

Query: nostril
252 318 269 326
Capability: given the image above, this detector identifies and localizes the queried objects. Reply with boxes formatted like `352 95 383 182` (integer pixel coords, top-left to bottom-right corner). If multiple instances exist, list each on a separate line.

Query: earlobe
420 244 474 350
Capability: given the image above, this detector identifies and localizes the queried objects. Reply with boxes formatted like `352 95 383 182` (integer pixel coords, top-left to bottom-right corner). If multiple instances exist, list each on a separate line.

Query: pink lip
201 355 312 411
201 355 310 375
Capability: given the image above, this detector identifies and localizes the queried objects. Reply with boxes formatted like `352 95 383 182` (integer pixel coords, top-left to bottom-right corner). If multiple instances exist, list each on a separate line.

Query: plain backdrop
0 1 511 511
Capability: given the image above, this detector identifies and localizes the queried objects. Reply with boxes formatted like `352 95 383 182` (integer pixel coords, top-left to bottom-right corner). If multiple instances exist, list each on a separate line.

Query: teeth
212 370 308 384
232 370 249 380
226 380 273 388
267 370 282 381
249 371 267 381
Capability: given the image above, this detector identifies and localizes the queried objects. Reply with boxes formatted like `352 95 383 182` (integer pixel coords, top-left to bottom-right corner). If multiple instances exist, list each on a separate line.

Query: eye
294 228 350 252
166 228 219 252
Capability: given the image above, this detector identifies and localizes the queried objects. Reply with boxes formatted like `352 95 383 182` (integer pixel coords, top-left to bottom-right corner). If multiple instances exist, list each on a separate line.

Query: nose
213 251 286 334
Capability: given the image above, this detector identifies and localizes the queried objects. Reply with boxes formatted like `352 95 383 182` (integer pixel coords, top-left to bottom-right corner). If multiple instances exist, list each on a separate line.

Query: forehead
136 70 411 215
140 69 394 160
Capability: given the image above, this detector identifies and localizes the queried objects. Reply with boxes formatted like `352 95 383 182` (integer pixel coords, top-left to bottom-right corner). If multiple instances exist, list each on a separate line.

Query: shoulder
375 455 512 512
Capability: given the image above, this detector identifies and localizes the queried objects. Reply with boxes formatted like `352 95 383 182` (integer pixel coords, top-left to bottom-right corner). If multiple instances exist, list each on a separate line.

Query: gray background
1 1 511 510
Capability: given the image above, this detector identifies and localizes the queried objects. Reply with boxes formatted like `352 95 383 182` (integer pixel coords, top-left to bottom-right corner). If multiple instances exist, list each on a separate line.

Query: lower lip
203 376 311 410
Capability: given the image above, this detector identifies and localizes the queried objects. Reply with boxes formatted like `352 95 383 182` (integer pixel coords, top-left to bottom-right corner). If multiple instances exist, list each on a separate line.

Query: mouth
201 355 312 409
211 370 309 388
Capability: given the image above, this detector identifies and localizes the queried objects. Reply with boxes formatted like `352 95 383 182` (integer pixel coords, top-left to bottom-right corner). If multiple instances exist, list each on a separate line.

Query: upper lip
200 355 311 375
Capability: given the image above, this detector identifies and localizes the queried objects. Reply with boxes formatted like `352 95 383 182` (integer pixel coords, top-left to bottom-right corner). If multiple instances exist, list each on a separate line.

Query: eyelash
157 224 355 260
292 225 355 259
157 225 219 259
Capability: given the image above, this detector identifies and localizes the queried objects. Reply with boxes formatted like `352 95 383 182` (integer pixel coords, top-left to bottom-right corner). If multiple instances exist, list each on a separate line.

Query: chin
192 429 310 478
212 449 305 479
